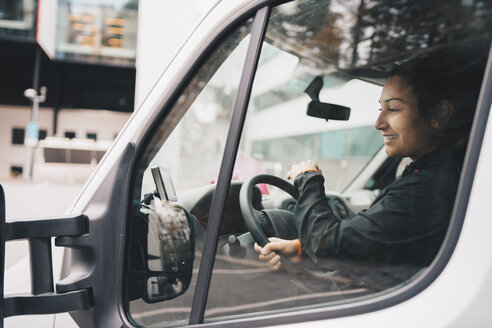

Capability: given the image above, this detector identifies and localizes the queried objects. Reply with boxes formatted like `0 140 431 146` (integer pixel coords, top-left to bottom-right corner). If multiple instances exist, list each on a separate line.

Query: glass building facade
0 0 36 39
56 0 138 66
0 0 138 66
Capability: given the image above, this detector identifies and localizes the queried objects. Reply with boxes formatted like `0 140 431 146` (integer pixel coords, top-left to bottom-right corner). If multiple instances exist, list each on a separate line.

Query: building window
0 0 36 39
12 128 25 145
55 1 138 65
10 165 23 177
39 129 48 141
65 131 76 139
86 132 97 141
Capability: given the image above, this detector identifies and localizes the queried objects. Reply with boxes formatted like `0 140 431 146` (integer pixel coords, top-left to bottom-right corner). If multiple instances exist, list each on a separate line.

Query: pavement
1 178 84 270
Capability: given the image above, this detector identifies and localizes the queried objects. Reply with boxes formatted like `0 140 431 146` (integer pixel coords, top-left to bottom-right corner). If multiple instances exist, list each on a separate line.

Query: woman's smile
383 134 399 144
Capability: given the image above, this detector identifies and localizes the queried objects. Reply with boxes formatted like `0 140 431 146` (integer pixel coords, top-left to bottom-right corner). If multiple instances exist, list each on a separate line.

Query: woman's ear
432 99 454 128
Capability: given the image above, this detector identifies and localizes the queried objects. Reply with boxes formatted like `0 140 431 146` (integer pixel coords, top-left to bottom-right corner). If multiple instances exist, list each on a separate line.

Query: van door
0 4 270 327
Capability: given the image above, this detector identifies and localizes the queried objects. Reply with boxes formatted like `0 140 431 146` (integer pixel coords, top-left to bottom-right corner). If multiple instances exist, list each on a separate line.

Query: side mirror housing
144 200 194 303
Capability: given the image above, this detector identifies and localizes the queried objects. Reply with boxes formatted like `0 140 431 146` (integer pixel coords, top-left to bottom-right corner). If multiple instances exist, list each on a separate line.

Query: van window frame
124 0 492 326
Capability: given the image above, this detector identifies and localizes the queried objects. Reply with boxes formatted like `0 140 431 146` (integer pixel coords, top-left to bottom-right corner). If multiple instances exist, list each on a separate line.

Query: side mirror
129 167 194 303
305 76 350 121
144 199 194 303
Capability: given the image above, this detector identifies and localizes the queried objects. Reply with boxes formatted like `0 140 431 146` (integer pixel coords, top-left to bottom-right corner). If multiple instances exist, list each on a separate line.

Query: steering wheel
239 174 299 247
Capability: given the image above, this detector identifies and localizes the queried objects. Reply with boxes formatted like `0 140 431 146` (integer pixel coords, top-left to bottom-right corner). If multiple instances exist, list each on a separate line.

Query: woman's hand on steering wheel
254 237 301 271
286 160 322 180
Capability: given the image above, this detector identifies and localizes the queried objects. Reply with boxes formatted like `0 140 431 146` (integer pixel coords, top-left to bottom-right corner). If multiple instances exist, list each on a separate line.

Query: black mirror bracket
0 187 90 327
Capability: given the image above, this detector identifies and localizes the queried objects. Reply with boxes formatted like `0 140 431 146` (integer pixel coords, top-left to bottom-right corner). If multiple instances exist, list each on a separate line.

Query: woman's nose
374 111 387 130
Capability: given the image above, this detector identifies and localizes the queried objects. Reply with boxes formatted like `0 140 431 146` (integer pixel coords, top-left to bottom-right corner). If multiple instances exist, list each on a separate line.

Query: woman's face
375 76 437 161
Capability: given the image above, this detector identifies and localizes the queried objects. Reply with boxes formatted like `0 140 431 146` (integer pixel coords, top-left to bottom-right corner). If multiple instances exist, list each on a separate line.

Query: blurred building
0 0 137 181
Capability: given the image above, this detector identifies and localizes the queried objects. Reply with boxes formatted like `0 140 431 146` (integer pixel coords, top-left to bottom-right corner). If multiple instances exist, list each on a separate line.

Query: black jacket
294 146 460 267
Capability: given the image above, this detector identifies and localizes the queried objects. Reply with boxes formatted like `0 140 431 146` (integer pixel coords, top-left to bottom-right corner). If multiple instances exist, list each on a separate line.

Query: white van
2 0 492 327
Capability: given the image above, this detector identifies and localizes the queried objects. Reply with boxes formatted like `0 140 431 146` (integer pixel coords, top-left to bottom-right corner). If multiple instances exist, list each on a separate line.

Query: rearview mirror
305 76 351 121
307 102 350 121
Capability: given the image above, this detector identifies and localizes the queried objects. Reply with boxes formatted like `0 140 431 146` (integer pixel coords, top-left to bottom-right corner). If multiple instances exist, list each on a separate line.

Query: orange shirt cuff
298 169 321 176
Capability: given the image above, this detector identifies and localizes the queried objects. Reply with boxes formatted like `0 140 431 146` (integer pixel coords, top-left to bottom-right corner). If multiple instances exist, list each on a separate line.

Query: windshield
140 0 492 196
239 43 383 192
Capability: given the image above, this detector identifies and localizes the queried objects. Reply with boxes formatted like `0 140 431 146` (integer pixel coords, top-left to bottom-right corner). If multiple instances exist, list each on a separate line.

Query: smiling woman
255 55 485 279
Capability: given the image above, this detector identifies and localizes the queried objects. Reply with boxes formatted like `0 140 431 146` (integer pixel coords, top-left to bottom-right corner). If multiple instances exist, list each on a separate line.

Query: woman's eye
378 107 399 112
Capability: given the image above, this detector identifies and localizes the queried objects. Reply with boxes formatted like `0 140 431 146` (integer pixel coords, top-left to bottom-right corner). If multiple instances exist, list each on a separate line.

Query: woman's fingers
271 258 282 271
268 254 281 266
258 252 280 269
258 251 276 261
255 238 298 270
263 238 298 257
255 242 282 270
286 160 321 180
256 243 276 260
253 242 262 253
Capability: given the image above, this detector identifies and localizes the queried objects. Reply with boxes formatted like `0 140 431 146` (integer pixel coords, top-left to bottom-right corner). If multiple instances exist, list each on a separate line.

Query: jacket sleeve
294 170 442 264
